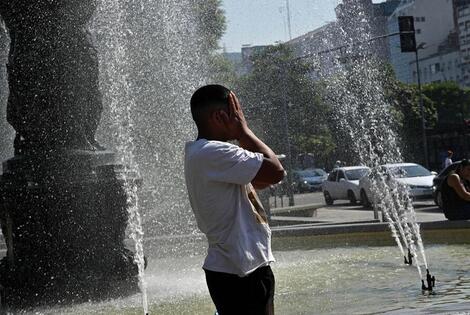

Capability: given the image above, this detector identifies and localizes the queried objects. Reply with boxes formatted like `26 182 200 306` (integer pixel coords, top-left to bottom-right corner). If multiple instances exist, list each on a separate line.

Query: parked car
292 169 328 193
359 163 436 208
432 161 469 209
321 166 370 205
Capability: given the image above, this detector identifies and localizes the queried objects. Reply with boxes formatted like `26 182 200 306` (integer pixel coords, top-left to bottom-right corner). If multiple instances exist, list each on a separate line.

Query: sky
220 0 385 52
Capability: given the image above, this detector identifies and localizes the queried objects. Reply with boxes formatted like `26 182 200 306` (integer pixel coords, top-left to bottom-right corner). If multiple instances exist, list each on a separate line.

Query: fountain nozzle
422 269 436 292
404 248 413 265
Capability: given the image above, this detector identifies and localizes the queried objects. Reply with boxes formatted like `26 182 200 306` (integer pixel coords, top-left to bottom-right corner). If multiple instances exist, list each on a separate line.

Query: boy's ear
219 109 230 123
212 109 230 124
210 110 223 126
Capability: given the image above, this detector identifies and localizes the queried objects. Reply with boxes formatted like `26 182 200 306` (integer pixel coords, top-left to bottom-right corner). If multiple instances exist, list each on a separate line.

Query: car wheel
360 189 371 208
348 190 357 205
324 191 334 205
436 190 443 209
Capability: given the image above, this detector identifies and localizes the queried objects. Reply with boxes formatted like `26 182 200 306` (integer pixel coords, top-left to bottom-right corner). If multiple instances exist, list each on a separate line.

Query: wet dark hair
461 159 470 166
457 159 470 173
190 85 230 129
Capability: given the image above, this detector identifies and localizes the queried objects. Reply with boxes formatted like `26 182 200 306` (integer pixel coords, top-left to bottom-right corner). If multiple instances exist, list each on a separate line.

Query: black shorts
204 266 275 315
443 203 470 220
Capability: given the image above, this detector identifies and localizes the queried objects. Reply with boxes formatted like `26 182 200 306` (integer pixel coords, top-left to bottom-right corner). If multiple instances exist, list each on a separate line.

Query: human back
441 160 470 220
184 84 284 315
184 138 274 276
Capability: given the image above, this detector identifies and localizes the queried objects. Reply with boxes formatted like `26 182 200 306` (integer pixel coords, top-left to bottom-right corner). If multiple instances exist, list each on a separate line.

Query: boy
184 85 285 315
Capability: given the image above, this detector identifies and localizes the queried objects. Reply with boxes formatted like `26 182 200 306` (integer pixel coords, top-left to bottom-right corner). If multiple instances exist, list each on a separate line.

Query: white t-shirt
184 139 275 276
444 157 453 168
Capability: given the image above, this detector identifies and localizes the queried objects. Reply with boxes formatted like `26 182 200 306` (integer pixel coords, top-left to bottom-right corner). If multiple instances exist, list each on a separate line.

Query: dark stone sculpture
0 0 140 307
0 0 103 154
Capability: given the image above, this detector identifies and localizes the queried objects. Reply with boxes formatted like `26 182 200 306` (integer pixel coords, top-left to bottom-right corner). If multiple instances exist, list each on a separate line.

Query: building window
416 29 421 34
430 63 440 74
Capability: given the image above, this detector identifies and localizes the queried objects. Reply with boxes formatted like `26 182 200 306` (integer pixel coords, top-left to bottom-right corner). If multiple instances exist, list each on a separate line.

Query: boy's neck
197 133 226 142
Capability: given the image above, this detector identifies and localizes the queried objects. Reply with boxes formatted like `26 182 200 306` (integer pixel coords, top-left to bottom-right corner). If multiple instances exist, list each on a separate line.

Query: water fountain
291 0 439 287
0 0 468 314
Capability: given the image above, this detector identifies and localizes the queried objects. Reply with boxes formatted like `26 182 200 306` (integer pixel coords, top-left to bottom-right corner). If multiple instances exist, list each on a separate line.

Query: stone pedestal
0 1 144 307
0 151 139 306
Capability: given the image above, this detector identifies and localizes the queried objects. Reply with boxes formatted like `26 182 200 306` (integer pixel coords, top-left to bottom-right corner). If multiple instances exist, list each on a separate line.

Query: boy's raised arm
226 92 285 189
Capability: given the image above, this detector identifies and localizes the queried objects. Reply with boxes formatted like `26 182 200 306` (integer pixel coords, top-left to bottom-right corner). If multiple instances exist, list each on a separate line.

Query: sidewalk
269 200 470 237
271 201 446 225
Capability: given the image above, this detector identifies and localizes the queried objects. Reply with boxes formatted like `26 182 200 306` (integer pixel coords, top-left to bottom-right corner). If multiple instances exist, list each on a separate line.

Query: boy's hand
226 92 250 140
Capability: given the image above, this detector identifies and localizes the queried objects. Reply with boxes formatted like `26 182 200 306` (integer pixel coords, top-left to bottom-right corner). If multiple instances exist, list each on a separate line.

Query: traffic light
398 16 417 52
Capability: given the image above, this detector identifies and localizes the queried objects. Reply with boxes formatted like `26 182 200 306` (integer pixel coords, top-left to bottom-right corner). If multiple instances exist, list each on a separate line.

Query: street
270 191 438 211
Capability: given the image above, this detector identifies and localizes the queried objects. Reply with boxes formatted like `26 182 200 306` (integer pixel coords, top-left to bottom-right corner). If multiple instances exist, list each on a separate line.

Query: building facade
387 0 455 83
455 0 470 86
286 0 400 77
410 50 461 84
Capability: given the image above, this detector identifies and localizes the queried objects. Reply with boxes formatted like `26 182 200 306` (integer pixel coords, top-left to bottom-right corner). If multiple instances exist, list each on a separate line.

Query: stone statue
0 0 103 154
0 1 140 306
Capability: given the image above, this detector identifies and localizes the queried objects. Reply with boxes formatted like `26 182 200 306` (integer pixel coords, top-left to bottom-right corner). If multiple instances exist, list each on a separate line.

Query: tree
208 53 238 87
235 44 334 169
193 0 226 52
386 81 435 163
387 81 470 164
422 81 470 131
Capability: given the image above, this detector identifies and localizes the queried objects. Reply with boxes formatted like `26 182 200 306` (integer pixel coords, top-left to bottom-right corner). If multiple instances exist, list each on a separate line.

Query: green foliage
194 0 226 51
208 53 238 87
235 44 334 168
384 78 470 163
422 81 470 130
195 0 236 85
296 132 336 165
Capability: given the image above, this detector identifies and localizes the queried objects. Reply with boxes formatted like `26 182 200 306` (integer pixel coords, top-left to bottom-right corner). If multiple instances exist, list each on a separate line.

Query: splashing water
94 0 209 242
91 0 211 312
297 1 430 281
93 1 148 313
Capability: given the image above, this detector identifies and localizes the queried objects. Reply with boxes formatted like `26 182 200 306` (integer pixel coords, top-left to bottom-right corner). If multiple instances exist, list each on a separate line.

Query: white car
322 166 370 205
358 163 436 208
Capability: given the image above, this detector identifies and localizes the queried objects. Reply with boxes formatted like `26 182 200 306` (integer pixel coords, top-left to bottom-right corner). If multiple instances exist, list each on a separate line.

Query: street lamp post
281 64 295 207
286 0 292 40
414 43 430 169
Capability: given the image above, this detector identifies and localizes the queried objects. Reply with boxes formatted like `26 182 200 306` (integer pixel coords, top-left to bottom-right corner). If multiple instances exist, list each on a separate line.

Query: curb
272 219 470 237
270 203 324 217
